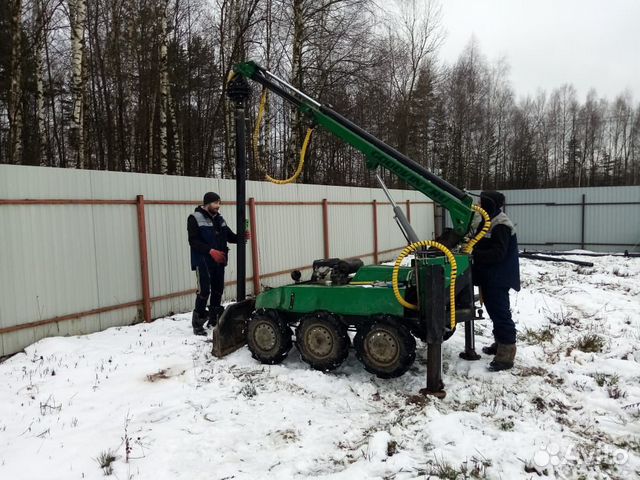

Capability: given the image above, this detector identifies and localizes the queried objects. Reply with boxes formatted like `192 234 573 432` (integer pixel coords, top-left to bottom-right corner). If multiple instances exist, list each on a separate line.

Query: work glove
209 249 226 264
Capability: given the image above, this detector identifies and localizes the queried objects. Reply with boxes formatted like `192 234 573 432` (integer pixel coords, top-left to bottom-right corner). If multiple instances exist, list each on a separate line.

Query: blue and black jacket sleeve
187 215 211 255
225 226 238 244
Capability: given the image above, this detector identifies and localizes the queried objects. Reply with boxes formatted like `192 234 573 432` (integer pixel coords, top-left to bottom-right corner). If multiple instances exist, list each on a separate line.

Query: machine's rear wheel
295 312 350 371
246 309 292 364
354 317 416 378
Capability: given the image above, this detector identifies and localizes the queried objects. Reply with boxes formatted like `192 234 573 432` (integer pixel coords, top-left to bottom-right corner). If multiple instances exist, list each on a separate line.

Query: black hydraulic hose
519 252 594 267
522 249 640 258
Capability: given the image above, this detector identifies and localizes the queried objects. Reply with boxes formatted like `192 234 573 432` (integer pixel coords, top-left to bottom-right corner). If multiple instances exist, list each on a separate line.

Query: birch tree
68 0 87 168
0 0 637 189
32 0 46 165
158 0 170 174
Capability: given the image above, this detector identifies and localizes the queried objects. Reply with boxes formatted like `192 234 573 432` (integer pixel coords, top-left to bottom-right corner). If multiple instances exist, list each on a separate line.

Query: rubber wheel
295 312 350 371
246 309 292 364
354 317 416 379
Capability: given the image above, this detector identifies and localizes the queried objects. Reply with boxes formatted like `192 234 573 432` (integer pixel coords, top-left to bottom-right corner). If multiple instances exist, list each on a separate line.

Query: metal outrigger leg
459 318 481 360
416 253 447 399
459 293 483 361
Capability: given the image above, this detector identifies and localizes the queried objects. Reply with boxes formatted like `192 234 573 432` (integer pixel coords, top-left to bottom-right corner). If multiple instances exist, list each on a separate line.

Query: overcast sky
438 0 640 101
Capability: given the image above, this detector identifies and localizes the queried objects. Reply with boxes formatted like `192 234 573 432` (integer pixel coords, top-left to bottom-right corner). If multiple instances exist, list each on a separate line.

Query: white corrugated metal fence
0 165 434 357
499 186 640 253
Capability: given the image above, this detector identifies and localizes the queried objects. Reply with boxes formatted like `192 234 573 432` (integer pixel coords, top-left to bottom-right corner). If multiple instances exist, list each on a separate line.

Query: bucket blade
211 298 255 357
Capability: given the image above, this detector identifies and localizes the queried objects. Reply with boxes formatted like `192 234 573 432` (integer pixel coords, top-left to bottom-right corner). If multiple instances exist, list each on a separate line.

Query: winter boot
488 343 516 371
482 343 498 355
192 310 207 336
207 306 224 329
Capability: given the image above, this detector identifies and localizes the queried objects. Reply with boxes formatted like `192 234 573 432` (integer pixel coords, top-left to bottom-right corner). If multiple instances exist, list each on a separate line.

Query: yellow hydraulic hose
252 88 313 184
462 205 491 253
252 88 268 175
391 241 458 330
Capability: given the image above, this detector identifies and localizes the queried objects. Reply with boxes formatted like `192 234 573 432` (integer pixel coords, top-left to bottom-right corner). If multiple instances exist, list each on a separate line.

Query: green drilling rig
213 61 490 397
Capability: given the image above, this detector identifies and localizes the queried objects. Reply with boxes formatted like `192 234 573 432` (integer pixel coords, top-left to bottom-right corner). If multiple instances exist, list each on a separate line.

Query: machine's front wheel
295 312 350 371
354 317 416 378
246 309 292 364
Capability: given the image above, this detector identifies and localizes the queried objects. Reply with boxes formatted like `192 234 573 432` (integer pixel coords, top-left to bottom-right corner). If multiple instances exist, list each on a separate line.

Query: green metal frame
254 255 471 319
350 265 410 283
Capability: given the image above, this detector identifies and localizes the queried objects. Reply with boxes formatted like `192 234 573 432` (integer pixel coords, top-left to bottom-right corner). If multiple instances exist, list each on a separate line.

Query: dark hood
480 191 506 218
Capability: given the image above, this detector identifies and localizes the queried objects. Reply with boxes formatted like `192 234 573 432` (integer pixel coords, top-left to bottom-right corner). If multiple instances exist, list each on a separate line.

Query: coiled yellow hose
252 88 313 184
391 241 458 330
462 205 491 253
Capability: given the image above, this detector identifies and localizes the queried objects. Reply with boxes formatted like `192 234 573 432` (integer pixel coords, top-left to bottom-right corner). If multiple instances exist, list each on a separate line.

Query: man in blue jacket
472 191 520 371
188 192 246 336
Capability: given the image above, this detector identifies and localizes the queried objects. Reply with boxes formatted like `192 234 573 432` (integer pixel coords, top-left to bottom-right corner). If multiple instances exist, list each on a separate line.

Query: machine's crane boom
231 60 476 239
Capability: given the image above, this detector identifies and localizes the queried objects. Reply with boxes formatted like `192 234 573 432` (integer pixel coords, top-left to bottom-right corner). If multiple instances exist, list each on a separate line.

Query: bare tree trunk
33 0 46 165
8 0 23 164
44 26 65 166
148 90 157 173
290 0 304 175
262 0 272 180
69 0 87 168
126 6 136 171
158 0 169 174
168 93 181 174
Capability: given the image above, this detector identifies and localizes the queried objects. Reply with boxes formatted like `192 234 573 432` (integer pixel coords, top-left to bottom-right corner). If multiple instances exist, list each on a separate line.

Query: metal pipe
322 199 330 258
519 252 594 267
425 343 444 396
521 249 640 258
375 173 397 207
519 242 637 247
372 200 379 264
234 104 247 301
248 197 261 295
459 318 481 361
376 173 419 244
581 193 586 250
136 195 152 322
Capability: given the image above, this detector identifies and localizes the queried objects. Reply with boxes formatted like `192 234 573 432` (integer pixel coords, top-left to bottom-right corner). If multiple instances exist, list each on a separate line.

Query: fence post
248 197 261 295
581 193 586 250
136 195 152 323
322 199 330 258
406 199 411 223
372 200 379 264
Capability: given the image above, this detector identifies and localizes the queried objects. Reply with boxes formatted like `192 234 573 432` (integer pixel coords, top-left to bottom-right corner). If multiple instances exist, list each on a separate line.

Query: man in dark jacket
188 192 247 335
472 191 520 371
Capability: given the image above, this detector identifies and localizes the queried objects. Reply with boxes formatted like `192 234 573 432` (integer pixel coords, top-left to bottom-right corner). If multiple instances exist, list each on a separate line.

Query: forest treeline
1 0 639 190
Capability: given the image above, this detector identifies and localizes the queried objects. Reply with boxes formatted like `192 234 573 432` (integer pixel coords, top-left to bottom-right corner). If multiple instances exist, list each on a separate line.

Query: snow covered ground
1 254 639 480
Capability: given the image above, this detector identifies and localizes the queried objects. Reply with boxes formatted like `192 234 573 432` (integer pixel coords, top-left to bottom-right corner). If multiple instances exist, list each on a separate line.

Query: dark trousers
194 258 225 317
481 285 517 344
